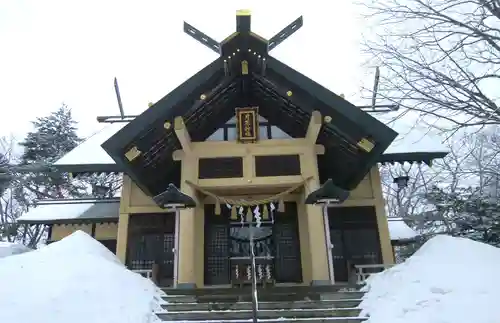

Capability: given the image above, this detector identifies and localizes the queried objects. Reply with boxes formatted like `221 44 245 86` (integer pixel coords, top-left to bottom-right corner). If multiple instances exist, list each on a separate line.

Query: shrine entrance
328 206 383 282
203 202 303 286
126 213 176 286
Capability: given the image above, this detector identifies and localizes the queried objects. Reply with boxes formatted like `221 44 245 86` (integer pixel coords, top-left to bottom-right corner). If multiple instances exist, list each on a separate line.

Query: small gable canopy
388 217 419 244
373 111 448 165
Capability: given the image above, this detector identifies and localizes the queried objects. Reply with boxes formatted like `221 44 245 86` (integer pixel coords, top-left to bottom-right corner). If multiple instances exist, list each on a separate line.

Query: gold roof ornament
236 9 251 16
357 138 375 152
125 146 141 162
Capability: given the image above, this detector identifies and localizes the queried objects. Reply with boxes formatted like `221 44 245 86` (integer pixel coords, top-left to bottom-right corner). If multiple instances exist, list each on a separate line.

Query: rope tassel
262 204 269 220
230 205 238 220
246 208 253 223
278 199 285 212
215 200 221 215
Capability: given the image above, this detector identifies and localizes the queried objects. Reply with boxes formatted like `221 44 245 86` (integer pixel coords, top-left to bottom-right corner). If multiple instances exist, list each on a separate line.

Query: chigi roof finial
183 10 303 56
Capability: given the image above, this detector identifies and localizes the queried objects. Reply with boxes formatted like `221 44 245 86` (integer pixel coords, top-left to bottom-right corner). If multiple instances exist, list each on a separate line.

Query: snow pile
361 235 500 323
0 231 163 323
0 241 31 258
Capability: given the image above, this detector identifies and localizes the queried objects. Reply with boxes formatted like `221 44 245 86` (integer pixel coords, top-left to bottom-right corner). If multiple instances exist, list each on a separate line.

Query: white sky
0 0 367 140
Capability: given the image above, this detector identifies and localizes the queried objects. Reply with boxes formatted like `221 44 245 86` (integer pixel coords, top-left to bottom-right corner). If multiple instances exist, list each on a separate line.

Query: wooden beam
306 110 322 143
174 116 192 153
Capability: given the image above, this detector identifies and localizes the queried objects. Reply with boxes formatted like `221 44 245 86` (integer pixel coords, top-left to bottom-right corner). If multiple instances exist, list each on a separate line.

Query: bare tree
411 128 500 245
380 162 440 219
0 136 45 246
361 0 500 131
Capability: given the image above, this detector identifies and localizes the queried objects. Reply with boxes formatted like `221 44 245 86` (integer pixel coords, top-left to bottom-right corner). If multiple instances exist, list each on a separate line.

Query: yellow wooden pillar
300 151 331 285
115 213 129 263
370 166 395 264
296 198 312 284
116 175 132 264
176 155 199 288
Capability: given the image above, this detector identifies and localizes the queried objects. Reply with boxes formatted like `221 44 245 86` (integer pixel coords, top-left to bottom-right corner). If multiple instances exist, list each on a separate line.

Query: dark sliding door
328 206 382 282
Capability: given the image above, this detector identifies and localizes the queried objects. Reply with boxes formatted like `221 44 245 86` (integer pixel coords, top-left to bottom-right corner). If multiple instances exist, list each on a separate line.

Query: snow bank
360 235 500 323
0 241 31 258
0 231 163 323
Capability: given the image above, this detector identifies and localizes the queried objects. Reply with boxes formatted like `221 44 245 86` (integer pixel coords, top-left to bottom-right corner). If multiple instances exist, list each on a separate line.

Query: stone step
161 284 361 296
162 291 365 303
155 319 367 323
156 307 362 321
162 299 362 311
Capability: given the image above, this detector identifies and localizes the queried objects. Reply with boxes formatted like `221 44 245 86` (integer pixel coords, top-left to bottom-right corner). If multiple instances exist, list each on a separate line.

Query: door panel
204 205 230 285
328 207 382 282
126 213 176 285
273 202 303 283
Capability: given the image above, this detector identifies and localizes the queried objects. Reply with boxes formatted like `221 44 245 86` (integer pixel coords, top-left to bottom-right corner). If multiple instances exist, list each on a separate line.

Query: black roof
101 12 398 196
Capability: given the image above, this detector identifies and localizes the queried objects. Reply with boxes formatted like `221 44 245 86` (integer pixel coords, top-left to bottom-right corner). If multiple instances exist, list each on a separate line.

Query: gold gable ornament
357 137 375 153
125 146 141 162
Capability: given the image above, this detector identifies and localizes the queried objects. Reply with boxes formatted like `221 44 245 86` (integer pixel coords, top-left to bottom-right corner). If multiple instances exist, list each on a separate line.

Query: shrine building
17 10 447 288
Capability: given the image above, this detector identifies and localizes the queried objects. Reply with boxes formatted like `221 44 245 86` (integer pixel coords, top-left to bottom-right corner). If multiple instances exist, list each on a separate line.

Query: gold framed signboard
236 107 258 143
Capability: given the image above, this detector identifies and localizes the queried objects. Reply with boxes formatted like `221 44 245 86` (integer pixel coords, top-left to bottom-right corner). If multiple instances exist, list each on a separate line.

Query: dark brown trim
47 224 53 241
255 155 301 177
91 223 96 237
379 151 448 165
199 157 243 179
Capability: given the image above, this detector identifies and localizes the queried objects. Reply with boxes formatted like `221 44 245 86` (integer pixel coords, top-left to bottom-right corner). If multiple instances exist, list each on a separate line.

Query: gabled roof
54 123 126 173
100 12 398 196
48 109 447 175
17 200 120 225
45 12 448 195
373 111 448 165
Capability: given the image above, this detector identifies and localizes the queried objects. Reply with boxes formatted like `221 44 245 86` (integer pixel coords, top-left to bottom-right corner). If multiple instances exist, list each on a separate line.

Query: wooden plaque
236 107 258 143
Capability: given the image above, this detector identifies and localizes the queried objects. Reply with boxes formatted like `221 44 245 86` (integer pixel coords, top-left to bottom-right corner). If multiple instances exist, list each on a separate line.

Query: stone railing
355 264 394 284
132 269 153 280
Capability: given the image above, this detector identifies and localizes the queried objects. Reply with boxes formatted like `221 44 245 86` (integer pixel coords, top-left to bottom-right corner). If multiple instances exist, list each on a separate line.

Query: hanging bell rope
184 177 311 207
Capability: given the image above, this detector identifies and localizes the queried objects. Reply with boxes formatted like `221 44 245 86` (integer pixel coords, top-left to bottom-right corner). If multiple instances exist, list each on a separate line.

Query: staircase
156 285 368 323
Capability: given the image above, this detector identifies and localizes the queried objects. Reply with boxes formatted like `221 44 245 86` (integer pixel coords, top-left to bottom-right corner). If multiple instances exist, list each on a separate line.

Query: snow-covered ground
0 241 32 258
0 231 163 323
361 235 500 323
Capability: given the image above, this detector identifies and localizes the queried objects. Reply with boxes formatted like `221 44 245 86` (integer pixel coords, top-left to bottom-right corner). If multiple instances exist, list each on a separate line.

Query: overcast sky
0 0 367 140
